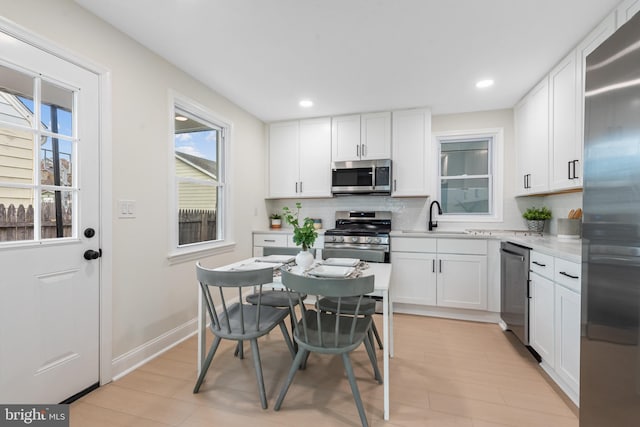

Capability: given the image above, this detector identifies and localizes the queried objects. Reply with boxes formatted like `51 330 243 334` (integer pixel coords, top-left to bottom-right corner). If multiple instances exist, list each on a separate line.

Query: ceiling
74 0 620 122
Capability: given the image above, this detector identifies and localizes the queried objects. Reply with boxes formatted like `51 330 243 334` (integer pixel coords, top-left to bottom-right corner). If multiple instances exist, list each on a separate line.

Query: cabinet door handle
362 144 366 157
432 259 435 273
356 145 360 157
568 161 572 179
523 174 527 189
573 160 579 179
264 239 276 243
532 261 546 267
295 182 298 193
439 259 442 273
299 181 303 193
559 271 579 279
393 179 397 192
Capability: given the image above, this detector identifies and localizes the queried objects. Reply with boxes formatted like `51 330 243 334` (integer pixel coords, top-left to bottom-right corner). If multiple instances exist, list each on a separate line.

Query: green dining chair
274 269 381 427
193 262 295 409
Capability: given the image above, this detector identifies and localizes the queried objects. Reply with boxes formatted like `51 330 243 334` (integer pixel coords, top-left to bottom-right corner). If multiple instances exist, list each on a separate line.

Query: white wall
0 0 268 364
266 109 526 232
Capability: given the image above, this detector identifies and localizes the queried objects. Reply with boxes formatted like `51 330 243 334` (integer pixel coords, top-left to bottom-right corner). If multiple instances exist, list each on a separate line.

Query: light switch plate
118 200 136 218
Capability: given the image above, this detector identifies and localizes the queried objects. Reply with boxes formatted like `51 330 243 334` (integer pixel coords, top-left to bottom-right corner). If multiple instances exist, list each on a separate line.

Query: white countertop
389 229 582 262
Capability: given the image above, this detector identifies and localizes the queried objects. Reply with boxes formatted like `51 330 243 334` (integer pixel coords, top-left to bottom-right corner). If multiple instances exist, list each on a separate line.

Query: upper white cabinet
391 108 432 197
267 118 331 198
515 78 549 195
332 112 391 162
549 51 581 191
616 0 640 28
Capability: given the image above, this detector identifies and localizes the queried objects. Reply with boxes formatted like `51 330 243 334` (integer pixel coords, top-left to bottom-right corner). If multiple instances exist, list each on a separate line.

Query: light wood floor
71 314 578 426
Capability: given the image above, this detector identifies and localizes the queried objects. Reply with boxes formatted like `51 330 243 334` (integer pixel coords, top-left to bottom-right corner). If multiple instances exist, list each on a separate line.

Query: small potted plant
282 202 317 268
522 206 551 233
269 213 282 229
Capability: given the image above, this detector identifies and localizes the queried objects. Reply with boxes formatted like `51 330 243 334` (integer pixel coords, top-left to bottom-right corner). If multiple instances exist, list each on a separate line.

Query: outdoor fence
0 204 217 244
178 209 217 245
0 203 72 241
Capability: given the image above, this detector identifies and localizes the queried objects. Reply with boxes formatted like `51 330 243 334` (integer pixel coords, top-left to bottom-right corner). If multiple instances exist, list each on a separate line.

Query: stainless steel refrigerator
581 10 640 427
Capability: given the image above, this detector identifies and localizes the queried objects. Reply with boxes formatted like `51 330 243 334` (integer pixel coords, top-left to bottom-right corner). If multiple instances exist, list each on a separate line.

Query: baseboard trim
111 318 198 381
393 303 501 323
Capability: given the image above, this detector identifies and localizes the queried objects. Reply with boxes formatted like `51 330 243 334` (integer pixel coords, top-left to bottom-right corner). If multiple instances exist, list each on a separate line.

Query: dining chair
193 262 295 409
274 269 381 427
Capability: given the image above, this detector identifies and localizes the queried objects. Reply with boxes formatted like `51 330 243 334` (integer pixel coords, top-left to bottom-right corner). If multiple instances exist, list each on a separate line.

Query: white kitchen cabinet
549 51 581 191
530 271 555 367
390 251 437 306
527 249 581 405
515 78 549 195
616 0 640 28
391 108 432 197
391 237 487 311
252 232 324 257
331 112 391 162
268 118 331 198
554 283 580 396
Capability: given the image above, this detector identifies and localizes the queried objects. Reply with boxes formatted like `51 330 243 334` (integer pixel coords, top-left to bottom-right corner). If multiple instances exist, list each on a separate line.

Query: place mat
322 257 360 267
308 265 355 278
256 254 296 263
232 261 283 271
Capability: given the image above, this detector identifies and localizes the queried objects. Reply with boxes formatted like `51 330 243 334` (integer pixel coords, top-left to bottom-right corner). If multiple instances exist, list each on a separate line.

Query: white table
196 259 394 421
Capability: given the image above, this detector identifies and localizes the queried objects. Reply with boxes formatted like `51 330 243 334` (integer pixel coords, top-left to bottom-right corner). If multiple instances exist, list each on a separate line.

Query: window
170 95 230 258
435 129 503 222
0 63 77 243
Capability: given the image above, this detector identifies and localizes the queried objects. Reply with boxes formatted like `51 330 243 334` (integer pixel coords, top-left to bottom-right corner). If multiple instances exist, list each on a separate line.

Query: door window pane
0 187 34 242
41 80 73 137
40 136 73 186
41 189 72 239
0 64 34 129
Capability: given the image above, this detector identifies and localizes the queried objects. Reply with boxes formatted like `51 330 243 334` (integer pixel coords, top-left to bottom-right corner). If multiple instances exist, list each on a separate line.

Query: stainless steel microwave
331 159 392 195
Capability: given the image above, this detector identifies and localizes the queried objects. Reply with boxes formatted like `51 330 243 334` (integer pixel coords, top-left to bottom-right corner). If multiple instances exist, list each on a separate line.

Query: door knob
84 249 102 260
84 228 96 238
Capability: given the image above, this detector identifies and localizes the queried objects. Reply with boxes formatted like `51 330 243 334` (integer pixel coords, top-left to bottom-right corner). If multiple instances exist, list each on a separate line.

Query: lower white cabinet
528 249 581 404
530 271 556 366
252 232 323 257
391 237 487 310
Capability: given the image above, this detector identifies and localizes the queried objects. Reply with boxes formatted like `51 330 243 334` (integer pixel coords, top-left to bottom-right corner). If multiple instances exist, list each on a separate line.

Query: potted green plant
522 206 551 233
269 213 282 229
282 202 317 268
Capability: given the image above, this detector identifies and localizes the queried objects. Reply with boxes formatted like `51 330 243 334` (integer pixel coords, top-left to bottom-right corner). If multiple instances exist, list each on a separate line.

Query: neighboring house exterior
174 151 217 210
0 92 35 208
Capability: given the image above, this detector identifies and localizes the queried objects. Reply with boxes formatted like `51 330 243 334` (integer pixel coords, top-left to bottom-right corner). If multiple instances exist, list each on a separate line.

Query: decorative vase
526 220 545 233
295 249 314 269
270 219 281 229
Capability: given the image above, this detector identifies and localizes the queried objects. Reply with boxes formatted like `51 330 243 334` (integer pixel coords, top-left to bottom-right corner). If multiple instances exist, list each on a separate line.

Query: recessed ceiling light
476 79 494 89
175 115 188 121
299 99 313 108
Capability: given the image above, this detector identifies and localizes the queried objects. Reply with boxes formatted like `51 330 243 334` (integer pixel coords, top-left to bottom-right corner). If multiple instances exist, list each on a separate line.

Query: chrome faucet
428 200 442 231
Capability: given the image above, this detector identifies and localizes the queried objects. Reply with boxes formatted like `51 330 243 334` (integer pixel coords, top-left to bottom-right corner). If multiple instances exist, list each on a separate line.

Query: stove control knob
367 237 379 244
335 236 344 243
351 236 359 243
325 236 334 243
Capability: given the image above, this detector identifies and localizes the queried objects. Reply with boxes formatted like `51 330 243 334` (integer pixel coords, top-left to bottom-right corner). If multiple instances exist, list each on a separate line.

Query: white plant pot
295 250 314 269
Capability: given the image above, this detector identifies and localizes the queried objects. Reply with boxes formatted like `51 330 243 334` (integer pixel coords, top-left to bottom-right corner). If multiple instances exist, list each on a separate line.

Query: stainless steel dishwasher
500 241 531 346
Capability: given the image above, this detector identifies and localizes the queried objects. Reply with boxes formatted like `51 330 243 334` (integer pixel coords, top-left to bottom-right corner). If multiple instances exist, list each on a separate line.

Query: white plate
256 255 295 263
322 258 360 267
232 261 282 271
308 265 355 278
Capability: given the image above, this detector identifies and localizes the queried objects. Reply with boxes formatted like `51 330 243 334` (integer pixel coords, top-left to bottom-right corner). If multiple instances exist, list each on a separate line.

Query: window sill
167 241 236 265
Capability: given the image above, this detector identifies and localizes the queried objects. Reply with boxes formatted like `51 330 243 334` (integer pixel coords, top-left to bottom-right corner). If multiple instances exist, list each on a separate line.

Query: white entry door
0 31 101 403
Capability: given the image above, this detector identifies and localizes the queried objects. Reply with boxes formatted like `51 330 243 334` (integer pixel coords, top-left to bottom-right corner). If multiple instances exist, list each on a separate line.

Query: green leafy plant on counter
522 206 552 220
282 202 317 251
269 213 282 220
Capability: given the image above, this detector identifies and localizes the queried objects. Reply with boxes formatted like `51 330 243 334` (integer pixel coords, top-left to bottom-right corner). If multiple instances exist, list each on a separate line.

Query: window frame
433 128 503 223
168 92 234 263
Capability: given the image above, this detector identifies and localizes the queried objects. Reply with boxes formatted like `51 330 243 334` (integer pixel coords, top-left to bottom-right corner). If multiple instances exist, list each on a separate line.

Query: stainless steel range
323 211 391 263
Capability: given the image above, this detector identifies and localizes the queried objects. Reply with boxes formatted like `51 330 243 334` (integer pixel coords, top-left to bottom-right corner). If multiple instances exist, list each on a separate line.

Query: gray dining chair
274 269 381 427
193 262 295 409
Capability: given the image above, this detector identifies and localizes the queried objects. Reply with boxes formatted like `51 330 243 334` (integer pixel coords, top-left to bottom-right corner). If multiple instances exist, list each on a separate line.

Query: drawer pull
532 261 546 267
264 239 276 243
559 271 579 279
